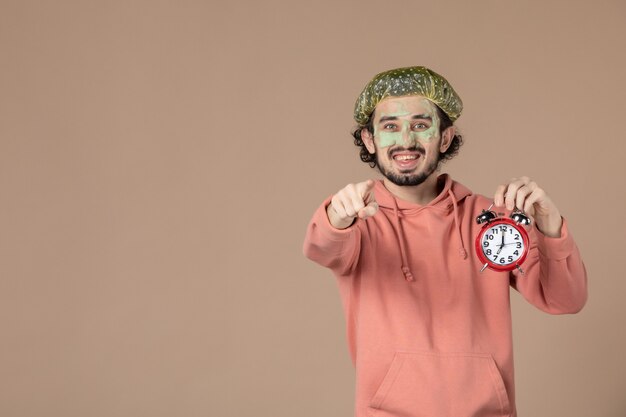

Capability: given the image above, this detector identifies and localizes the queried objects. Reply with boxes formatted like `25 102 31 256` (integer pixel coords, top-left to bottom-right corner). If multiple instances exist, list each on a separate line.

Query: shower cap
354 66 463 125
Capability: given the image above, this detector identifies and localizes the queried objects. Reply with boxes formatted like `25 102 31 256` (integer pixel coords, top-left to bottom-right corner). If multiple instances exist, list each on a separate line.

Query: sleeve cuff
533 216 576 260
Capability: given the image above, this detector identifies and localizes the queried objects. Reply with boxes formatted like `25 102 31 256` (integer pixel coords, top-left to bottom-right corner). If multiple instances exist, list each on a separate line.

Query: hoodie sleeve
510 217 588 314
302 196 362 275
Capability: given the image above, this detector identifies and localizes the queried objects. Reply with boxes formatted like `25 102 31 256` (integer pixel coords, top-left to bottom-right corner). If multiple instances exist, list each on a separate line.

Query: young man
302 66 587 417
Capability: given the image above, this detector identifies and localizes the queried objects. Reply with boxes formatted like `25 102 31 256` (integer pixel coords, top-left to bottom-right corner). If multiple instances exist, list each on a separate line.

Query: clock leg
480 263 489 273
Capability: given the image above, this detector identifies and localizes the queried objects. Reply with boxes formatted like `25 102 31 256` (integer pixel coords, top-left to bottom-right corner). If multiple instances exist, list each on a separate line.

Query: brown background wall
1 1 625 416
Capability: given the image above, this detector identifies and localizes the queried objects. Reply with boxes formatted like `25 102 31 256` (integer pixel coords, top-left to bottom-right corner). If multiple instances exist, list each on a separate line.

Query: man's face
362 95 452 186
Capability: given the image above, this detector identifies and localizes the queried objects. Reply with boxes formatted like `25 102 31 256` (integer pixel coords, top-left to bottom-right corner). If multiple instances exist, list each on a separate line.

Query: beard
375 145 440 186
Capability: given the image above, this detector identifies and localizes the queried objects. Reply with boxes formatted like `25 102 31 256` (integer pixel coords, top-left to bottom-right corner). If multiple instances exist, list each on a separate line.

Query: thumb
358 201 379 219
359 180 378 219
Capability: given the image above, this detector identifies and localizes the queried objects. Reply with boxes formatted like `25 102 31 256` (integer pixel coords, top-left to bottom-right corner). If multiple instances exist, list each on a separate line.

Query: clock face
480 222 526 267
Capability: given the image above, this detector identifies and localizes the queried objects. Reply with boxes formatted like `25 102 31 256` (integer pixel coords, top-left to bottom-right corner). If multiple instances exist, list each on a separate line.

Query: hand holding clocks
493 176 562 238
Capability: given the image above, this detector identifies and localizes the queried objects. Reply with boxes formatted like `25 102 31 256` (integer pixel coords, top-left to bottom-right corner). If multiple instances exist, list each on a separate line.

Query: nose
401 123 415 146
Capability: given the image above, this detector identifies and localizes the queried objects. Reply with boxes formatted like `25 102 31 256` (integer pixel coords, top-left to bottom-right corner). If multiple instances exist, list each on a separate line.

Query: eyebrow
378 114 433 123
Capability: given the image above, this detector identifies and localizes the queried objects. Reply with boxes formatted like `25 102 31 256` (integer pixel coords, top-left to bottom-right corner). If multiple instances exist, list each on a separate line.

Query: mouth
391 151 422 170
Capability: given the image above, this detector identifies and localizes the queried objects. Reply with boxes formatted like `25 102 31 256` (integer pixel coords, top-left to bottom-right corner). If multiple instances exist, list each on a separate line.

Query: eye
412 122 429 130
383 123 397 130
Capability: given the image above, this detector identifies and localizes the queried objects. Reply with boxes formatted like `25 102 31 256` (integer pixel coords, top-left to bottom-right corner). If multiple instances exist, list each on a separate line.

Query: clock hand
497 232 505 254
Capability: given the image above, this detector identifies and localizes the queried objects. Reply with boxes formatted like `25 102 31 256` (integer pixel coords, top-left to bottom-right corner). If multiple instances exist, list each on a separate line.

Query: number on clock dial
481 224 524 265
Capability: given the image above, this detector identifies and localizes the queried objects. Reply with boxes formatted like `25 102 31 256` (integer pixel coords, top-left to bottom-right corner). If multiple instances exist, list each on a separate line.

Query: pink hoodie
303 174 587 417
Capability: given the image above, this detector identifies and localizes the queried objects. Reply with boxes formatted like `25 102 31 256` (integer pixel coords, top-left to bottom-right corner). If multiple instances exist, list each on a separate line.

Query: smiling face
361 95 454 186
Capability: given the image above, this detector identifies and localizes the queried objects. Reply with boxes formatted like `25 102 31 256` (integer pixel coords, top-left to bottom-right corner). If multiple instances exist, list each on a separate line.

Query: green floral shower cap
354 66 463 125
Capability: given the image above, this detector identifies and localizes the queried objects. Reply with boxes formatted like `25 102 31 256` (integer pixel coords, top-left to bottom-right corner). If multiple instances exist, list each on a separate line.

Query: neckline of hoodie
374 173 456 213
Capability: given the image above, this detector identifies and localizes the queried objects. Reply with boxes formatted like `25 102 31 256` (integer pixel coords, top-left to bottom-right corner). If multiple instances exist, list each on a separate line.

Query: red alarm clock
475 204 531 274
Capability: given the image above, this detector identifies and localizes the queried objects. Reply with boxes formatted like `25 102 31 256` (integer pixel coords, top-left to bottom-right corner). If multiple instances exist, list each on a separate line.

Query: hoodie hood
372 173 473 282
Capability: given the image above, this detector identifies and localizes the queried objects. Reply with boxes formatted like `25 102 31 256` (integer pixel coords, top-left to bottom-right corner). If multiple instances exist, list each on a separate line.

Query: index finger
494 183 508 207
494 177 529 208
359 179 374 190
357 179 376 203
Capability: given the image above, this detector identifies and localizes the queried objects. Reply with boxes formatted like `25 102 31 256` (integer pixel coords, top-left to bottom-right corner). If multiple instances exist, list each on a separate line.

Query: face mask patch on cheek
378 130 403 148
409 125 438 143
375 118 414 148
374 107 411 148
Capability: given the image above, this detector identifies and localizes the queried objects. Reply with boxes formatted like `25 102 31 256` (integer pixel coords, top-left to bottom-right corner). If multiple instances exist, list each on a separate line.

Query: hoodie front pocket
368 351 511 417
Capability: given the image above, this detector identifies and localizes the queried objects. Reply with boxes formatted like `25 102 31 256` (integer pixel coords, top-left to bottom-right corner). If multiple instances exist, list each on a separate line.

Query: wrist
535 212 562 238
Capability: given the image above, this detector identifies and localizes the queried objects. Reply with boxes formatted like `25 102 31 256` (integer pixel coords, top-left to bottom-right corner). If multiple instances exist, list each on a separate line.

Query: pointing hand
327 180 379 229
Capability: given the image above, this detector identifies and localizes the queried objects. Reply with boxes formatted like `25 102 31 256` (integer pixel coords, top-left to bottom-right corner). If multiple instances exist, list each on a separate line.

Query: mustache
388 146 425 159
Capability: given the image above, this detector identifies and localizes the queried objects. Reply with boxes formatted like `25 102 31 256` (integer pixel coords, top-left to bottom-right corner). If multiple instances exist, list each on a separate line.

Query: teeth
394 155 418 161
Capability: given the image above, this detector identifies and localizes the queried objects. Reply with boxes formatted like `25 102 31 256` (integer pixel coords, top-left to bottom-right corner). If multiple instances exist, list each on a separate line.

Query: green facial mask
374 99 441 148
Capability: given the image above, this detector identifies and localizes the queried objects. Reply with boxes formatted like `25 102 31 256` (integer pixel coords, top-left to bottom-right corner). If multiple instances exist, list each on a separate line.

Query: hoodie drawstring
390 197 415 282
383 176 469 283
449 189 468 260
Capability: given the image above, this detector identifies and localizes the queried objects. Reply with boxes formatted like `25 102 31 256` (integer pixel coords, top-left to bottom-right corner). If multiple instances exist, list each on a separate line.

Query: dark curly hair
351 105 463 168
